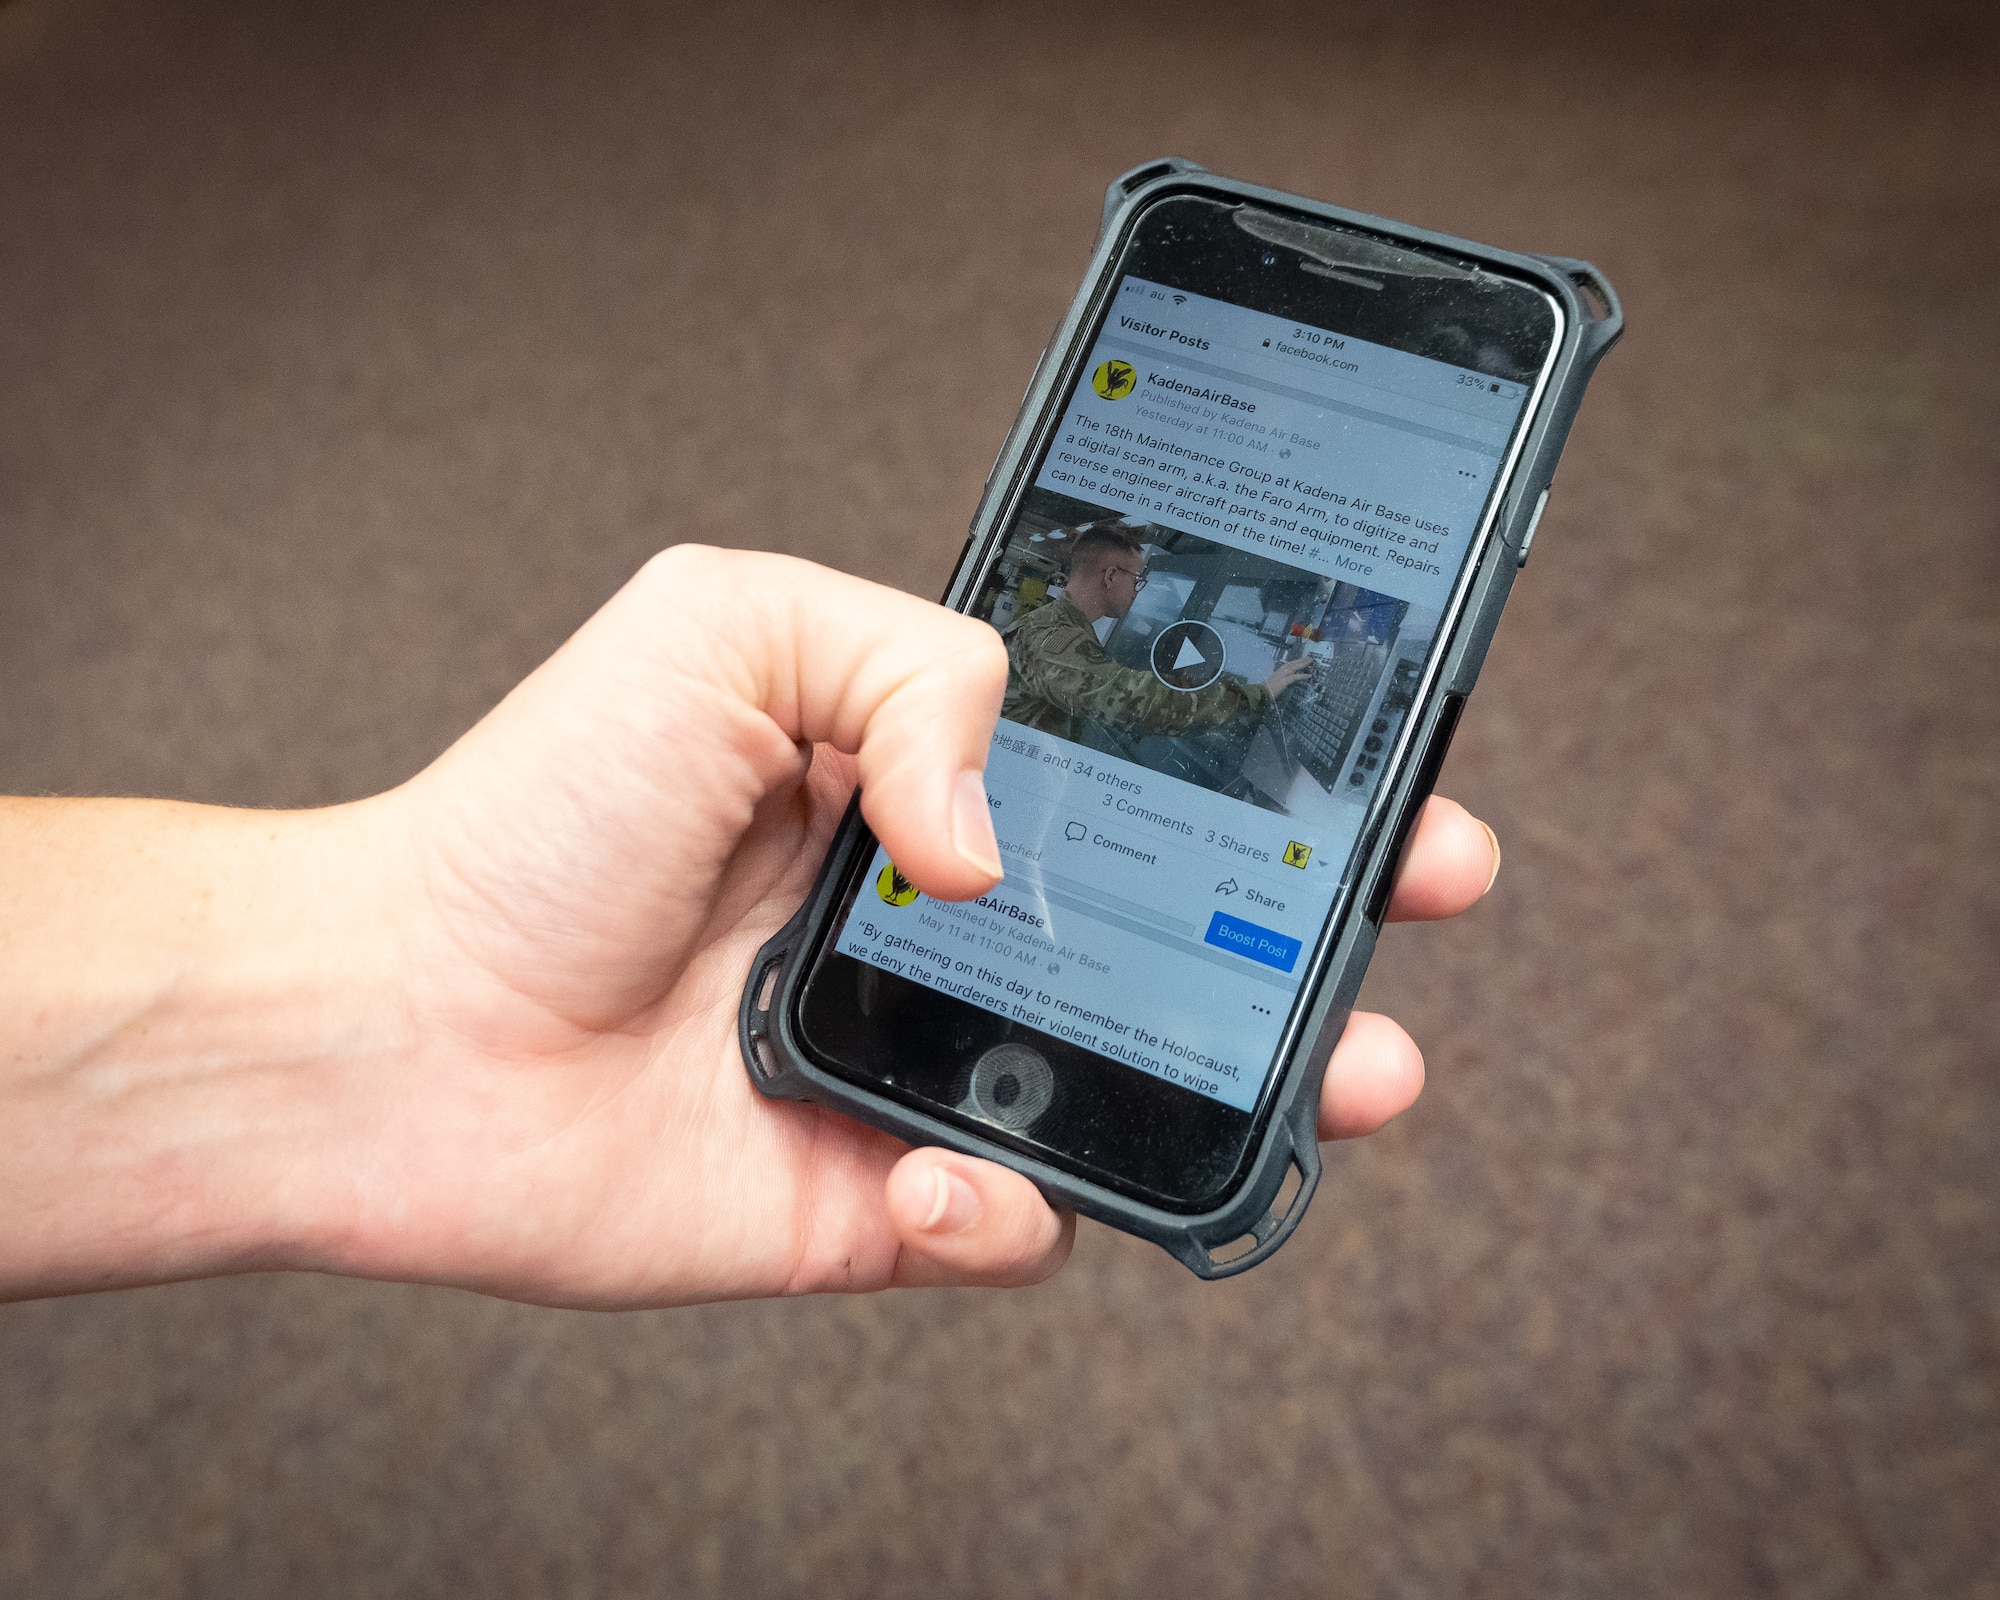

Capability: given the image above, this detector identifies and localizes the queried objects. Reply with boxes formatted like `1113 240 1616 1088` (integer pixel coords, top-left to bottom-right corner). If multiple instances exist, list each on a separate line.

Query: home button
958 1044 1055 1131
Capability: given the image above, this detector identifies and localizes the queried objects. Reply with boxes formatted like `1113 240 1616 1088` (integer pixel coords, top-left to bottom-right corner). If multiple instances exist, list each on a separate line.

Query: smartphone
741 160 1621 1277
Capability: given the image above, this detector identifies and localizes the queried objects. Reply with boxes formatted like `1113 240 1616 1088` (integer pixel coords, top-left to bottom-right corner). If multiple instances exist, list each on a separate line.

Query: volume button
983 345 1052 497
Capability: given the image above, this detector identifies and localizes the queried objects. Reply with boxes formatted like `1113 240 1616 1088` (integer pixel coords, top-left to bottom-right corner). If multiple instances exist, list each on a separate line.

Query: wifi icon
1172 294 1187 306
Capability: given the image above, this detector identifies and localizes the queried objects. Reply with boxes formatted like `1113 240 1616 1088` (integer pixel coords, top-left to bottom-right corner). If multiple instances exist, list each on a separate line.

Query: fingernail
1480 820 1502 896
918 1166 983 1235
951 769 1003 880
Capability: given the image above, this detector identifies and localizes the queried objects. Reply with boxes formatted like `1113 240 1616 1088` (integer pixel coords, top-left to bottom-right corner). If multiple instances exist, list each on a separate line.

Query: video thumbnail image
975 487 1438 826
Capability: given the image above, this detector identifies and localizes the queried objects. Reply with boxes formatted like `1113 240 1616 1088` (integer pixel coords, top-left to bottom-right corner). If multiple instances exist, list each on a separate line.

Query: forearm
0 797 406 1299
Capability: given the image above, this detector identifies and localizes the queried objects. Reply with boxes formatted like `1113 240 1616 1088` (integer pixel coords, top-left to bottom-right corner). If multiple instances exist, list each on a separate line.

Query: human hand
289 547 1497 1307
1262 655 1315 698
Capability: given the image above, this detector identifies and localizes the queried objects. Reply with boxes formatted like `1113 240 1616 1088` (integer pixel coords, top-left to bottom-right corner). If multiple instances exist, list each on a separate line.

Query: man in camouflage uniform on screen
999 522 1310 743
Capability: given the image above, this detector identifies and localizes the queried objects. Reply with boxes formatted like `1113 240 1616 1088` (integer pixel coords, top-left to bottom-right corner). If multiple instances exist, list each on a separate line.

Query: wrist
0 797 414 1299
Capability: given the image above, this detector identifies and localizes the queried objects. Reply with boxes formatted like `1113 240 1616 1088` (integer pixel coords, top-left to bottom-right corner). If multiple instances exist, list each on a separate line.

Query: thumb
702 546 1010 901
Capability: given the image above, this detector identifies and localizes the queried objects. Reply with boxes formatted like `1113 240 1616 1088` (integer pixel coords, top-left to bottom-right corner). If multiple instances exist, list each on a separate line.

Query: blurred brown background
2 0 1996 1594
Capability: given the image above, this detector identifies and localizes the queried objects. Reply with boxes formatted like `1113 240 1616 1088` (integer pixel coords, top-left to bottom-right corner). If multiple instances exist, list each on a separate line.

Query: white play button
1148 619 1227 691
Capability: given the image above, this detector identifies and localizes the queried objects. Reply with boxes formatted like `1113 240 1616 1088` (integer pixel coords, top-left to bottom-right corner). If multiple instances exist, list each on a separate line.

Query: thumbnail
975 487 1439 830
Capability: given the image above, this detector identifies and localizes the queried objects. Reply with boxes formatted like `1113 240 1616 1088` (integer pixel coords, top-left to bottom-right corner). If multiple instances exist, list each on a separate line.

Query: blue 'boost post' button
1204 912 1303 973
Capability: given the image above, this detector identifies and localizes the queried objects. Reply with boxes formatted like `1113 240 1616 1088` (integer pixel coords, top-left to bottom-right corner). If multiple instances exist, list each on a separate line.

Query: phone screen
798 196 1560 1205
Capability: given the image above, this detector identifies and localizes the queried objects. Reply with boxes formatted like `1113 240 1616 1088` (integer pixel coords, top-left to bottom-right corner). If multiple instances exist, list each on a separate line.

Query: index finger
1383 796 1501 922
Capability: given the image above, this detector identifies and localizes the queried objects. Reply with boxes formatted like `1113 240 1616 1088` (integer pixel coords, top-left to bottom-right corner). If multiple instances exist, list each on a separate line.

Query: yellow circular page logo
1091 359 1137 400
876 863 920 907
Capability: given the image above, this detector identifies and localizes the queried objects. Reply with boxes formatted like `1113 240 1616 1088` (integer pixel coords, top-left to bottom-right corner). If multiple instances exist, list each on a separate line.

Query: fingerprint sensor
958 1043 1055 1132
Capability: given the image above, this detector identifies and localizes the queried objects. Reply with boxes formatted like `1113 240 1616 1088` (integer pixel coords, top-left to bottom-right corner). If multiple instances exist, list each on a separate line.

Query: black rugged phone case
740 159 1622 1278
